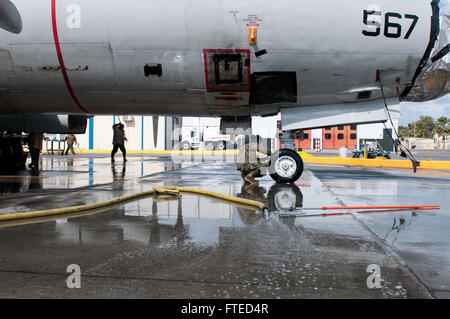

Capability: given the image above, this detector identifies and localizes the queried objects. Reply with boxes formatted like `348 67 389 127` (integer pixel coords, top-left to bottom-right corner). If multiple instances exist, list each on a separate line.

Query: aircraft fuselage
0 0 437 117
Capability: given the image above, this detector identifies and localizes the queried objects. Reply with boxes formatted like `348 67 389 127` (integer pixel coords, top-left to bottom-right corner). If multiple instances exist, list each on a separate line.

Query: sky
399 94 450 126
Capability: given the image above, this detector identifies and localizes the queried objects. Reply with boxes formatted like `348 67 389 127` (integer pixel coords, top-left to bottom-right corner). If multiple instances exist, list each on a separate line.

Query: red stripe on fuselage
51 0 89 114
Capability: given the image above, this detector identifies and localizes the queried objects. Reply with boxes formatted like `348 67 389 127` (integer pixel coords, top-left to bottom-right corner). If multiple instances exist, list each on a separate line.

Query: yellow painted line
417 161 450 170
74 149 314 157
76 149 238 155
302 157 450 170
28 148 450 170
0 175 43 179
298 151 313 157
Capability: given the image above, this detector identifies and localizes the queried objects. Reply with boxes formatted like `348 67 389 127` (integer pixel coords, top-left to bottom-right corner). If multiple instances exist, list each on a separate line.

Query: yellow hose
0 190 155 223
160 186 268 213
0 186 268 224
0 204 121 229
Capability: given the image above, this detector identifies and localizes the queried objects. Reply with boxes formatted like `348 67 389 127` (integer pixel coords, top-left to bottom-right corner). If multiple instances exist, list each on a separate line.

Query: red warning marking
51 0 89 114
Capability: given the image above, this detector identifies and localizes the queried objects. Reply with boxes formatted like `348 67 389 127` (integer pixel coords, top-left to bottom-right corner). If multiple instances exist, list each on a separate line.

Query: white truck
180 127 236 151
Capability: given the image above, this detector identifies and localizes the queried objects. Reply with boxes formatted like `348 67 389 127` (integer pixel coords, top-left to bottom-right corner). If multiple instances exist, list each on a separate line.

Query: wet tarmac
0 154 448 298
314 149 450 161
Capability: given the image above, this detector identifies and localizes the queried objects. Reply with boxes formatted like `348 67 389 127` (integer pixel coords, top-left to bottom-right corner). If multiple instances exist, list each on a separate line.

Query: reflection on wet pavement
0 155 446 298
0 156 185 196
308 165 450 298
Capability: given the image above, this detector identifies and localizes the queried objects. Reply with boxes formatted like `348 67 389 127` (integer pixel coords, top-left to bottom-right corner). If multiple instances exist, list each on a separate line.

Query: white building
50 113 399 152
47 116 181 151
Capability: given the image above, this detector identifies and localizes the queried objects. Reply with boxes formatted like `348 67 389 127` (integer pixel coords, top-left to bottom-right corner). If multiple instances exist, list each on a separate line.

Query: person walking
111 123 127 163
28 132 44 170
64 134 77 155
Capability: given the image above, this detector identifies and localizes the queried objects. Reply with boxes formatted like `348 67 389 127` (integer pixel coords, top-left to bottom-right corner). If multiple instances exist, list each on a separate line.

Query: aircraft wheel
269 149 304 183
268 183 303 212
180 141 191 151
215 141 226 151
204 142 215 151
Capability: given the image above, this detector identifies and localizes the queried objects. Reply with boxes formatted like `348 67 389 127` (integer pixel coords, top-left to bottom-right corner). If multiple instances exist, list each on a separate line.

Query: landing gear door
203 49 250 106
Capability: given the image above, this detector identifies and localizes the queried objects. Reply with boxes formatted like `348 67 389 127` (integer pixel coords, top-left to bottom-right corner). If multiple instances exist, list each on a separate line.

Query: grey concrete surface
307 164 450 298
0 153 447 298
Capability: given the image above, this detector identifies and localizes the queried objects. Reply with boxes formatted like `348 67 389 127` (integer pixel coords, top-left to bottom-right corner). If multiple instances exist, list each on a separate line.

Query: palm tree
435 117 450 137
414 116 435 138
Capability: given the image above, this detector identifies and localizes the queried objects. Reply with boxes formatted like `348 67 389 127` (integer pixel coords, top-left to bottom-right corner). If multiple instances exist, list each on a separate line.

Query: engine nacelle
0 114 88 134
0 0 22 34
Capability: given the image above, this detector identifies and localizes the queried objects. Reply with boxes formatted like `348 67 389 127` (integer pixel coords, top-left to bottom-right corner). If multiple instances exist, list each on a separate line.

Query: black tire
180 141 191 151
385 155 391 160
269 149 304 183
205 142 215 151
215 141 226 151
268 183 303 212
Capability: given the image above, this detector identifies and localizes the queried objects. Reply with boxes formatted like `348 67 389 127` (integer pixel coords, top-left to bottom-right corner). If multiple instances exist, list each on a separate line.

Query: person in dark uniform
28 132 44 170
111 123 127 163
236 135 271 184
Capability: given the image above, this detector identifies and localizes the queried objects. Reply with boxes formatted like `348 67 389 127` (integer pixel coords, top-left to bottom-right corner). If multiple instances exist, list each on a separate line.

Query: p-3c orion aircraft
0 0 448 182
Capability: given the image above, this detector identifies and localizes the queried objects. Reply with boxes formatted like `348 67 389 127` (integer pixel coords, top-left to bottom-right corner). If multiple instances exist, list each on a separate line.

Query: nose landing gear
269 149 304 184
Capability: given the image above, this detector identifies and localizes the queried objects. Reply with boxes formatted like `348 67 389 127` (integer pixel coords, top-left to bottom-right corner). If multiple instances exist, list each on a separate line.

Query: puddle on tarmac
49 183 305 247
0 157 184 196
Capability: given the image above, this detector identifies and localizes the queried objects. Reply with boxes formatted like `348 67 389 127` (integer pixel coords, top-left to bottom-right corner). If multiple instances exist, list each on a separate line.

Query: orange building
278 121 358 150
321 125 358 150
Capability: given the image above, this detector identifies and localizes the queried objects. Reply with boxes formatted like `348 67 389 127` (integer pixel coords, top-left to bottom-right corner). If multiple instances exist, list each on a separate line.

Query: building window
338 125 344 130
303 133 310 140
325 126 332 130
337 134 344 140
350 124 357 130
325 134 332 140
350 133 357 140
